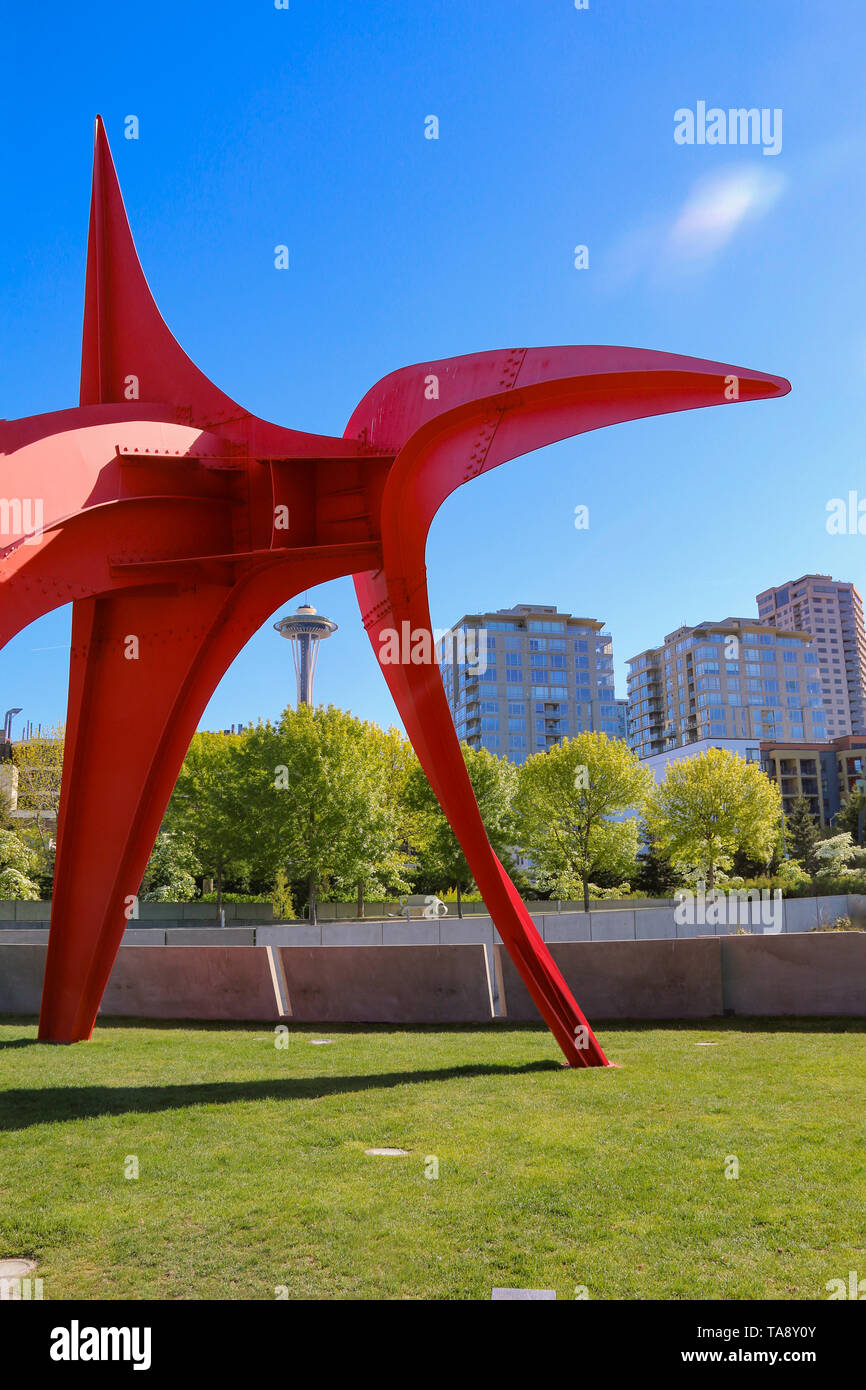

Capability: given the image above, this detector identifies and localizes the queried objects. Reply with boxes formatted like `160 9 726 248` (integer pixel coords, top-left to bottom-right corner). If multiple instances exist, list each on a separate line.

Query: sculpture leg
354 568 609 1068
39 587 237 1042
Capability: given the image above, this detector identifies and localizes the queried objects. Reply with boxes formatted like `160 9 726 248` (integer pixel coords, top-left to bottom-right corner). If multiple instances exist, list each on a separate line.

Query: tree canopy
243 705 413 923
404 743 518 915
7 703 839 913
646 747 782 890
514 733 653 911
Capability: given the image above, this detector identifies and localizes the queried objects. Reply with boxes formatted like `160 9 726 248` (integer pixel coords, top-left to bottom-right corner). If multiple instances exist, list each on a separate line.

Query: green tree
634 824 682 897
514 733 652 912
646 747 782 891
162 731 260 917
271 867 297 922
248 705 412 925
785 794 820 875
404 744 518 917
11 722 64 873
834 788 866 846
347 722 418 916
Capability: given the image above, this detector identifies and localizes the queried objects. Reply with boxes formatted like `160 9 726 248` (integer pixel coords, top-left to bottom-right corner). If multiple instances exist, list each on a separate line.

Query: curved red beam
0 118 790 1060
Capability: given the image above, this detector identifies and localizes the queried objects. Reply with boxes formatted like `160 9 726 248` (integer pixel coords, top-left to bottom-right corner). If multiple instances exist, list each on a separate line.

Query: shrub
199 892 272 904
810 915 865 933
271 868 296 921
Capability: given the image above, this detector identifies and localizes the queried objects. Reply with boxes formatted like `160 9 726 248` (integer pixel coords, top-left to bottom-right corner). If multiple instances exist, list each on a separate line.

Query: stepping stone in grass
0 1259 38 1278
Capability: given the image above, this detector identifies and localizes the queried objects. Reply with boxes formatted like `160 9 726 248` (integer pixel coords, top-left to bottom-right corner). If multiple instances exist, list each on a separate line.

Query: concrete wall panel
100 946 282 1020
257 925 324 947
382 923 440 946
12 902 51 922
440 920 495 946
720 932 866 1015
541 915 591 943
589 910 636 941
0 929 55 945
0 943 46 1013
636 909 677 941
321 922 384 946
496 938 723 1021
810 895 848 928
782 897 819 933
278 944 493 1022
168 928 256 946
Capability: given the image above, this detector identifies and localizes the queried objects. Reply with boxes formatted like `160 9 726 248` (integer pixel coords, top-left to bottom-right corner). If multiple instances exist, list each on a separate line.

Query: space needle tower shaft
273 605 338 706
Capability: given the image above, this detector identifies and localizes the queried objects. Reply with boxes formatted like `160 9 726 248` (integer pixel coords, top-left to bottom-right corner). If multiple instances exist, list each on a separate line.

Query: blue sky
2 0 865 739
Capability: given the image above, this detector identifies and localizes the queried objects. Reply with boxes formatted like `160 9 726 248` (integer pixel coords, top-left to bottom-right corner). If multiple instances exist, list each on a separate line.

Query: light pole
3 708 22 742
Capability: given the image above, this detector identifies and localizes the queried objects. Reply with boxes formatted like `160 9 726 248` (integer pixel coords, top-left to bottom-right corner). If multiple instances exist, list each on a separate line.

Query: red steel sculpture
1 120 790 1062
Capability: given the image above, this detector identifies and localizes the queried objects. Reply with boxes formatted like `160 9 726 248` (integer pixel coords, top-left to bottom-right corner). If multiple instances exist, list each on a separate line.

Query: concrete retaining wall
0 944 283 1021
1 894 859 947
0 943 47 1013
1 933 863 1024
256 895 855 946
100 946 283 1020
277 944 494 1023
720 933 866 1016
496 939 725 1021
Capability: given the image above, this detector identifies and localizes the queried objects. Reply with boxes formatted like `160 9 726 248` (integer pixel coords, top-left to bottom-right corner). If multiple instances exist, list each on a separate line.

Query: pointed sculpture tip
764 373 792 398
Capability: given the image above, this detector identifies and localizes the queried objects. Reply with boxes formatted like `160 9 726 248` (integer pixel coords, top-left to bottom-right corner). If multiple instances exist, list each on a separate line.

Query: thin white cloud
602 166 787 290
667 168 786 262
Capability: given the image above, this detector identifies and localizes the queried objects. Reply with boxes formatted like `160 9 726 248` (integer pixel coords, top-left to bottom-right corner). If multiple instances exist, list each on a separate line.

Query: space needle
273 604 338 706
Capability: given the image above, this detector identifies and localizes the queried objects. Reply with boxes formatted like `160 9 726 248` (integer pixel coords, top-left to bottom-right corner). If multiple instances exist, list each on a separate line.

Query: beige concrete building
627 617 825 760
761 734 866 827
756 575 866 737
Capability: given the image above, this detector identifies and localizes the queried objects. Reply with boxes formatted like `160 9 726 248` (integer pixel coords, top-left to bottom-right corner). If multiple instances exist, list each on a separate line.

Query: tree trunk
456 882 463 919
583 878 590 914
708 860 715 893
216 860 223 920
307 806 317 925
357 881 364 919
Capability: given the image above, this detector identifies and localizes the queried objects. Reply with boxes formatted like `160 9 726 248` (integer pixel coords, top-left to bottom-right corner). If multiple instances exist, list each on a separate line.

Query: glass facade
442 605 623 764
627 620 825 760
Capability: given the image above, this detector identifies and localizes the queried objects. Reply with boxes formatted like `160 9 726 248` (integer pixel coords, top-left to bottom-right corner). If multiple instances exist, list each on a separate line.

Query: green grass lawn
1 1015 864 1300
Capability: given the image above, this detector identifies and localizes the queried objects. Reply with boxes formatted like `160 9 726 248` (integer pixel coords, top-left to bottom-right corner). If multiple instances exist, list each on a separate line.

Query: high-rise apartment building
439 604 620 764
756 575 866 737
627 617 825 760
